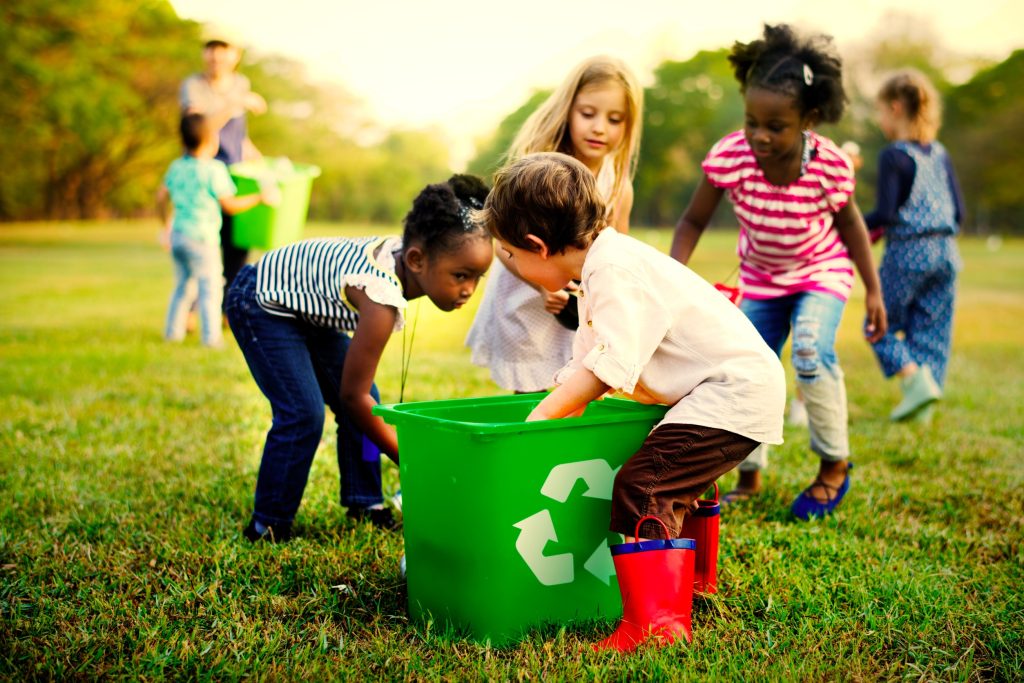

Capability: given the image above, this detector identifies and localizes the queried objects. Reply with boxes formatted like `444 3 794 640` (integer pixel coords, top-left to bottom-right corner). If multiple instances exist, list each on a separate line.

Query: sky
169 0 1022 167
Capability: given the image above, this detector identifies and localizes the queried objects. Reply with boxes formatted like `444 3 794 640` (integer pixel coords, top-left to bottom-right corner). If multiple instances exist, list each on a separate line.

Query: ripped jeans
738 292 849 471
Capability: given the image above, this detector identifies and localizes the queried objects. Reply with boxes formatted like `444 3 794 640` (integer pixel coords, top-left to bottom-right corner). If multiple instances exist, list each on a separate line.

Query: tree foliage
1 2 1020 231
943 51 1024 232
0 0 452 225
466 90 551 181
0 0 196 219
633 50 744 226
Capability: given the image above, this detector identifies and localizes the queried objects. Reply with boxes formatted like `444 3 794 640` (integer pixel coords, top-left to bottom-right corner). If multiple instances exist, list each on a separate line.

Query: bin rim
373 392 666 435
229 159 321 179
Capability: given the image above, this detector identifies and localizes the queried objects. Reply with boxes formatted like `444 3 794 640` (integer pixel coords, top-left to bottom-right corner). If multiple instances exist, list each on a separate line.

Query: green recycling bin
229 158 321 250
373 393 668 645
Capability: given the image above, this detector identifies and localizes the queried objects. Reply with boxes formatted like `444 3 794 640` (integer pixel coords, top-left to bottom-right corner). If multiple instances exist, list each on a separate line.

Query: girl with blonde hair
467 55 643 392
865 68 964 422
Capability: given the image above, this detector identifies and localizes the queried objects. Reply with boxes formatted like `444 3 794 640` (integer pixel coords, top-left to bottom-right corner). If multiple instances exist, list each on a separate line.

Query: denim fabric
165 231 223 346
872 235 959 387
737 292 850 469
225 265 384 526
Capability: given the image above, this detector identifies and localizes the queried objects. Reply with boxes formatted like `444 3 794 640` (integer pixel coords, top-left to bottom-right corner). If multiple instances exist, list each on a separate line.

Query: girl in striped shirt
225 175 493 542
671 24 887 520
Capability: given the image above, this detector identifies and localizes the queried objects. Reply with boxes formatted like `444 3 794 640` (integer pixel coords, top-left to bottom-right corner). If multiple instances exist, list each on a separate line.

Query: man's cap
202 23 244 48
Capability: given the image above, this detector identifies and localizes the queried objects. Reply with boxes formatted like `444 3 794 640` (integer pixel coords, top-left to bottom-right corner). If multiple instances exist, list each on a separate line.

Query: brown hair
477 153 606 254
877 68 942 142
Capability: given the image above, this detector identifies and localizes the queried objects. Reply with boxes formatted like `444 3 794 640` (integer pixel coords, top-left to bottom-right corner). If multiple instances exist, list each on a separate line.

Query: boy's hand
527 404 585 421
542 288 570 314
863 290 887 343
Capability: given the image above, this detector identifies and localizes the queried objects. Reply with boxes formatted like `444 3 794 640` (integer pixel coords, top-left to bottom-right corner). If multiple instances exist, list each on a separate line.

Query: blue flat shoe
791 463 853 521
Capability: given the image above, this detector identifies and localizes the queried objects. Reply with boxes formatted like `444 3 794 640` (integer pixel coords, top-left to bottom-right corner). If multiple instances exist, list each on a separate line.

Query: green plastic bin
373 393 668 645
229 158 321 250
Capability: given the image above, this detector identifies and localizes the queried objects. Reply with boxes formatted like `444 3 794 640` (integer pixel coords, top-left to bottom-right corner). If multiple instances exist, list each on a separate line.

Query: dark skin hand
340 285 400 463
670 176 887 343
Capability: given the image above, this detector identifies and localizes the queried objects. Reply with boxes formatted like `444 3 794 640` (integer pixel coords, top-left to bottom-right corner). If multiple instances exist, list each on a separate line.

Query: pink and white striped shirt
703 130 856 302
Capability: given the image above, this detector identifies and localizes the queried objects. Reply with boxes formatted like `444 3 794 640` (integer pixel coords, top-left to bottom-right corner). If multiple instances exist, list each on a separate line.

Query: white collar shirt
555 228 785 444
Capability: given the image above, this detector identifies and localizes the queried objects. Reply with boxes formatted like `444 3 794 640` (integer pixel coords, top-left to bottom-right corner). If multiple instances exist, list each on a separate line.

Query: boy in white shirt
478 152 785 651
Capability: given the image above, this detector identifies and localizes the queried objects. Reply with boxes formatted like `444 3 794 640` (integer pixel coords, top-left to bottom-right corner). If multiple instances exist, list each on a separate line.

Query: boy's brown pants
610 423 759 539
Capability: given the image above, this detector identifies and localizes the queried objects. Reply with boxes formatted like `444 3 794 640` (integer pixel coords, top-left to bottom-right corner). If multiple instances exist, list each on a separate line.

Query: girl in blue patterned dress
865 69 964 422
225 176 493 541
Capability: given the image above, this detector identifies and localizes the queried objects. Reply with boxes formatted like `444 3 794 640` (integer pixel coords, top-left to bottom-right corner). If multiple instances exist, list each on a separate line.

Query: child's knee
792 316 834 382
275 402 325 436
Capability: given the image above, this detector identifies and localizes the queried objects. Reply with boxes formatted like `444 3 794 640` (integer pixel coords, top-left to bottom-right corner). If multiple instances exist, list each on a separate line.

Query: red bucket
680 483 720 594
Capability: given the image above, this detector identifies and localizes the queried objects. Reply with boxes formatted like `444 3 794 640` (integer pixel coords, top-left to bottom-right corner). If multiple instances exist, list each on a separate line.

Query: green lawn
1 221 1022 680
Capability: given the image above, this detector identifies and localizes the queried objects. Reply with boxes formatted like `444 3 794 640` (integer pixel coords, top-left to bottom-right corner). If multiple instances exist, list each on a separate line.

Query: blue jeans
165 232 223 346
225 265 384 527
739 291 850 470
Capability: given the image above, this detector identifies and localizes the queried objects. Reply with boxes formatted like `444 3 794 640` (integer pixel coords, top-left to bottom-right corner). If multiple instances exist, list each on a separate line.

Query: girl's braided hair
403 174 490 257
729 23 847 123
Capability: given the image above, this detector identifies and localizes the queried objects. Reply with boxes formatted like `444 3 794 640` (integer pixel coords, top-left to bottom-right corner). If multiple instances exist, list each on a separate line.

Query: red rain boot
680 483 721 594
593 516 696 653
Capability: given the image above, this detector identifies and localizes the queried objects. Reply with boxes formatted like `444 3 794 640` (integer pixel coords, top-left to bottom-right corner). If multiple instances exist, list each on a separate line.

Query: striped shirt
255 236 406 331
703 130 856 302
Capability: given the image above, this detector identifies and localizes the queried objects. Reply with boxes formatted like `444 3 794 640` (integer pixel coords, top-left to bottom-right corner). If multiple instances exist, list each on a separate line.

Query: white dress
466 159 617 392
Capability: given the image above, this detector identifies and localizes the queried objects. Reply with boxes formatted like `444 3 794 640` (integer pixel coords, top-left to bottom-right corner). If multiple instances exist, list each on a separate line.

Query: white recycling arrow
512 509 574 586
583 537 617 585
541 459 619 502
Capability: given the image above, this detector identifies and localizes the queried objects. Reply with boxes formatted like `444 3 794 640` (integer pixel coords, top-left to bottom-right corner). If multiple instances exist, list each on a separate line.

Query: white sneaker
390 490 403 514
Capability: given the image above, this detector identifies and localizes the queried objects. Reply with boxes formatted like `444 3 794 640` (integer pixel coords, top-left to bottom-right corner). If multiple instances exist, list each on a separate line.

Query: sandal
790 463 853 521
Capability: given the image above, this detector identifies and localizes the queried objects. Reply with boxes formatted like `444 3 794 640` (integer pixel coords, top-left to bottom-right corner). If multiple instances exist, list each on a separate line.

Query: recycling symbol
512 459 621 587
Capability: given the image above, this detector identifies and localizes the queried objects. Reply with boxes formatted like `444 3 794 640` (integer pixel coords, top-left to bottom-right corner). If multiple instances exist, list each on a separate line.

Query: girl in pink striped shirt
671 24 887 520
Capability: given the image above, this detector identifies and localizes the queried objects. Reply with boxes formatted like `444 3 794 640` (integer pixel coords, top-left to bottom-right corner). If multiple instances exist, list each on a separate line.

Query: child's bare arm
834 202 888 342
219 185 279 215
670 176 724 264
527 367 610 422
340 287 400 462
156 186 171 224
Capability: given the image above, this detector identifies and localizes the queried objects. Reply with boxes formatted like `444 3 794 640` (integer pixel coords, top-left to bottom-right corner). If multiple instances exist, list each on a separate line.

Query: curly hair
402 174 490 257
728 24 846 123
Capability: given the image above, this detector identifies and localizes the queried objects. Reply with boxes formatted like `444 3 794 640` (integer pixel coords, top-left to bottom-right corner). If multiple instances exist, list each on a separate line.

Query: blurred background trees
1 0 1021 231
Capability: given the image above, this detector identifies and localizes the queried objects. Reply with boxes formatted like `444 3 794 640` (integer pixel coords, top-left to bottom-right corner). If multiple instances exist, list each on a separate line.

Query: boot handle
710 482 719 503
634 515 671 540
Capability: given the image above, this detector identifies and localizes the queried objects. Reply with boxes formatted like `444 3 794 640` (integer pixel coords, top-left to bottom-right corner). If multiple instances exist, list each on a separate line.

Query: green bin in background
373 393 668 645
230 158 321 250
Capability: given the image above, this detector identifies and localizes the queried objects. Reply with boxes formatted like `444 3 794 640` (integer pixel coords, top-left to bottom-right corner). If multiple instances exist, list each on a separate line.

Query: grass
1 220 1022 680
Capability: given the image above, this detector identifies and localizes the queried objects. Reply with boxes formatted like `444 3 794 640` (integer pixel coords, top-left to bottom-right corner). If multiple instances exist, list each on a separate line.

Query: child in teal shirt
157 113 271 347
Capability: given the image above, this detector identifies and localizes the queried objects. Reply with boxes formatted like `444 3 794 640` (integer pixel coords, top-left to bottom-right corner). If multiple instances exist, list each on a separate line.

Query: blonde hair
877 68 942 143
507 56 643 212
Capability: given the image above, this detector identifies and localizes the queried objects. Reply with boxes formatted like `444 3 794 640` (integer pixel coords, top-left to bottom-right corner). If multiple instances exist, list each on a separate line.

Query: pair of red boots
594 486 720 653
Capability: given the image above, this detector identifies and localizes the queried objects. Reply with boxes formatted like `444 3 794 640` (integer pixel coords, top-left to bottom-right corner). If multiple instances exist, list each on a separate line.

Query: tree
633 49 744 226
944 50 1024 232
466 90 550 181
0 0 196 220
